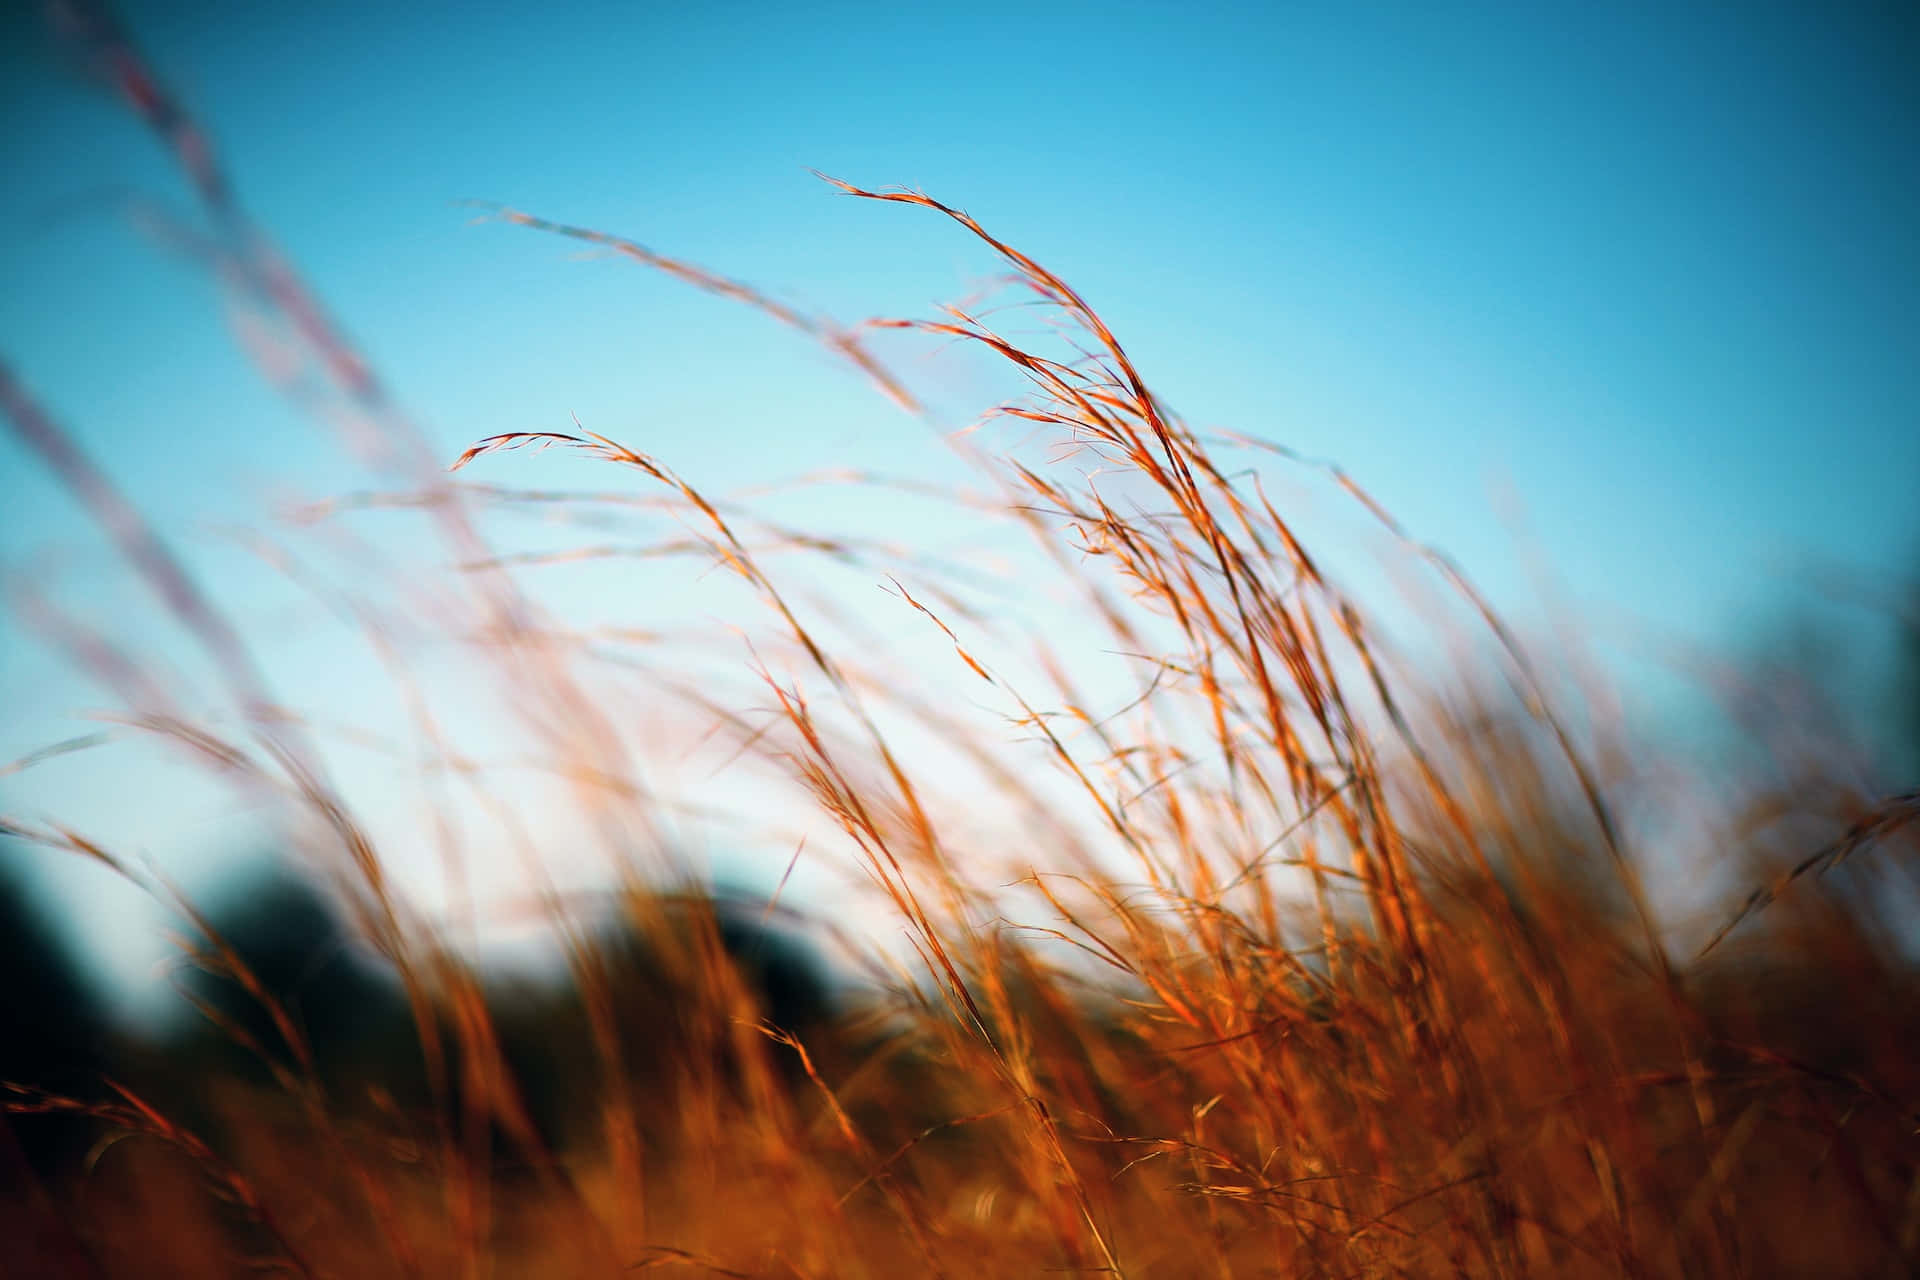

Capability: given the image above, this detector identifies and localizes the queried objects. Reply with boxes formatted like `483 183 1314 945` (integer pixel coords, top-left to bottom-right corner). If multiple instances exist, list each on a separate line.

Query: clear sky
3 1 1917 1006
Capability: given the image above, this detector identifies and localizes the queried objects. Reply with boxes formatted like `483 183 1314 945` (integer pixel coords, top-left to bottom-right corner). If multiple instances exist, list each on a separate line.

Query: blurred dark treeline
0 848 840 1190
0 849 117 1172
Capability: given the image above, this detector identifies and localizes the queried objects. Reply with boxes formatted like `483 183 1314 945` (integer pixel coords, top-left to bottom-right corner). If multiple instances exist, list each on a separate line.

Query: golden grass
5 8 1920 1276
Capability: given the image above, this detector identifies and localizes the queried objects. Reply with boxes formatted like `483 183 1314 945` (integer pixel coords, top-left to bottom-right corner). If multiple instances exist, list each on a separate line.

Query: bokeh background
3 0 1917 1020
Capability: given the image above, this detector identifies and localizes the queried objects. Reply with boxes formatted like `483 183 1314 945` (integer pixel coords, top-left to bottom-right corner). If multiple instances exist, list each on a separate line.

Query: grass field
5 10 1920 1278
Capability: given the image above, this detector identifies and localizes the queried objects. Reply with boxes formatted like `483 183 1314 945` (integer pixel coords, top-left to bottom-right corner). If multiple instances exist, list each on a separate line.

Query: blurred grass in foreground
4 5 1919 1276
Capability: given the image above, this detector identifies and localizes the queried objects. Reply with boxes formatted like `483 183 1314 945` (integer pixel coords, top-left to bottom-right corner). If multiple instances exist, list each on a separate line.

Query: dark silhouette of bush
483 889 839 1158
0 842 121 1277
168 862 418 1095
153 859 839 1170
0 843 115 1175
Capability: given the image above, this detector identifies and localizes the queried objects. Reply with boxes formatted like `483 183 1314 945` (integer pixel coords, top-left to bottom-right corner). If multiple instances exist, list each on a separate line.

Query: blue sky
3 1 1917 1003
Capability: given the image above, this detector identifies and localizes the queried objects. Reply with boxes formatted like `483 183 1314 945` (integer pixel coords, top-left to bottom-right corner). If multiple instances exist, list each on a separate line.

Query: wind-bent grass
4 8 1919 1276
